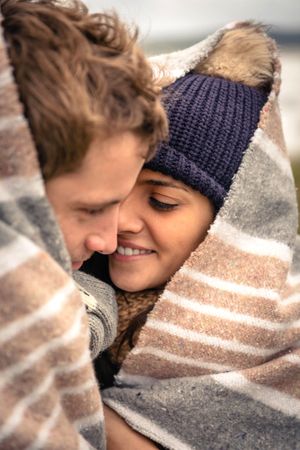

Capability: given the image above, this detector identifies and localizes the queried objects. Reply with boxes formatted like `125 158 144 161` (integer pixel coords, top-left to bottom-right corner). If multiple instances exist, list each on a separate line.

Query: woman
83 22 300 449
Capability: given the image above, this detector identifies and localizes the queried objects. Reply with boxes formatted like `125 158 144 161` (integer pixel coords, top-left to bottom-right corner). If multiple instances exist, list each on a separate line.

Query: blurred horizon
86 0 300 38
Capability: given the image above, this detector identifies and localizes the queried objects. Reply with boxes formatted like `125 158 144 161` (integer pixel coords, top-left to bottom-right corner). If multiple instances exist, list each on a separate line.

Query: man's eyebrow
72 199 120 209
141 179 189 192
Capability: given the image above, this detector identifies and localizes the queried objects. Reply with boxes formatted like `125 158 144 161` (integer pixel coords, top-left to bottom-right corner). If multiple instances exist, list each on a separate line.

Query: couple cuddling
0 1 299 449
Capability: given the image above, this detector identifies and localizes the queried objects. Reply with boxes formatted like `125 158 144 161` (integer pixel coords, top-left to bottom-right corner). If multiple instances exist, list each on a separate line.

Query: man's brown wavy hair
1 0 168 179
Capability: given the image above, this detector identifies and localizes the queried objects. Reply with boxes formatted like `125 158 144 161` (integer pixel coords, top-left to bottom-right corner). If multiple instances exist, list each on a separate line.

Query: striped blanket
0 14 105 450
102 23 300 449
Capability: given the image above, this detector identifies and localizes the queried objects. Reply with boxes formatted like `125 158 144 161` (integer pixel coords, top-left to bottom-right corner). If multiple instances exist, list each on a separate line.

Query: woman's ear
194 22 274 89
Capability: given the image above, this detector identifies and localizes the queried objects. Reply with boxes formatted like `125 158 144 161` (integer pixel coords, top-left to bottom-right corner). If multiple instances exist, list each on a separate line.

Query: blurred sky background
85 0 300 162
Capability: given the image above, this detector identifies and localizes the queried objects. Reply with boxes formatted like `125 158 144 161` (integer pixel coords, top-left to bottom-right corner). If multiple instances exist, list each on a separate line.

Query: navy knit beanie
145 73 268 211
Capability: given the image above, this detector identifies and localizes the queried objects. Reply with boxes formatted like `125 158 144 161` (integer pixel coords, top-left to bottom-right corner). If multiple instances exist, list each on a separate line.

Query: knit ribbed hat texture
145 73 268 210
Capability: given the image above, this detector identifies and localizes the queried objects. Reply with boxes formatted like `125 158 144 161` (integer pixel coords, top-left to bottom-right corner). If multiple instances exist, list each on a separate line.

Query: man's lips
72 261 83 270
72 255 91 270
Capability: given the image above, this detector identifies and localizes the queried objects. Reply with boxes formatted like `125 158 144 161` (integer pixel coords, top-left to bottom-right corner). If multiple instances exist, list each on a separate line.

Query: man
3 0 167 268
0 0 166 448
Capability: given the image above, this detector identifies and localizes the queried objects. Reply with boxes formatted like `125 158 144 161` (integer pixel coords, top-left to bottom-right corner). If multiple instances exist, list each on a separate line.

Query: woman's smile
113 241 155 261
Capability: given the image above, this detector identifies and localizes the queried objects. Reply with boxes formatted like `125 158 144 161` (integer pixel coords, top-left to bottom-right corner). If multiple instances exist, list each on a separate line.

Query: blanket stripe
0 175 45 201
211 217 292 261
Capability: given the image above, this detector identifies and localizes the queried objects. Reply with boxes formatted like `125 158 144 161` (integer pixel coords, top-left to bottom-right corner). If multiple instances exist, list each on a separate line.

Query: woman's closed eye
149 196 178 211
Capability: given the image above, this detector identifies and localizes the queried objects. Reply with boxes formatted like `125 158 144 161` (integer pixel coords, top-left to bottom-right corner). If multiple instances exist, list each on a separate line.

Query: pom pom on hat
145 72 268 211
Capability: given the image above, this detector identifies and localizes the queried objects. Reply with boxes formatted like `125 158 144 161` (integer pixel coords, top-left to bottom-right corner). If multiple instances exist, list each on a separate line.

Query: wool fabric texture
73 271 118 360
145 73 268 210
108 289 162 365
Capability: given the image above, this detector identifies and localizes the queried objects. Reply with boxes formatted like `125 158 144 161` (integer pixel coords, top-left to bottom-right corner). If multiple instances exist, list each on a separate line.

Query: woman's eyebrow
141 179 189 192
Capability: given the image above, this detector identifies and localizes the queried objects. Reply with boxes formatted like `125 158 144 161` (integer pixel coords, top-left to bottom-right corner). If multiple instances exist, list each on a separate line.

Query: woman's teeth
116 246 152 256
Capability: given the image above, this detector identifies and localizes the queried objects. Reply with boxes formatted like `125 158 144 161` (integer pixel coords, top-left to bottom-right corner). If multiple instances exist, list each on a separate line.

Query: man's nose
85 213 118 255
85 226 118 255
